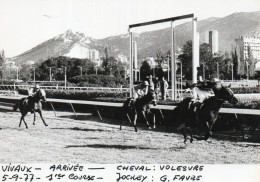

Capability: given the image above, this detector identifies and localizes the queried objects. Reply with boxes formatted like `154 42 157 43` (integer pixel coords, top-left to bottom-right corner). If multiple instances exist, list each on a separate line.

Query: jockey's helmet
143 81 149 86
35 84 40 89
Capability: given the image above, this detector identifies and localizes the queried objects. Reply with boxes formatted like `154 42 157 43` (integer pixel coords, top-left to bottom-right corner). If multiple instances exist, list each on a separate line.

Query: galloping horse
13 89 48 129
174 84 238 143
120 90 157 132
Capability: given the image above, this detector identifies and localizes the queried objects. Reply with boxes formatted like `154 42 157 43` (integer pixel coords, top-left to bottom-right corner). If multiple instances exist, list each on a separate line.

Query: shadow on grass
65 144 157 150
57 114 93 120
51 127 106 132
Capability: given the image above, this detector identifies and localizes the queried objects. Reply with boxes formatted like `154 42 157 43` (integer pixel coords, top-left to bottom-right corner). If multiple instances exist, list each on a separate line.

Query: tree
198 43 213 80
177 40 194 80
231 48 239 79
19 64 33 81
155 49 164 67
35 56 94 81
140 60 151 80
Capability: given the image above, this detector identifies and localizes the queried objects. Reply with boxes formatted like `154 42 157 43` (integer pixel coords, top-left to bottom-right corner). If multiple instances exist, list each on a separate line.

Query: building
89 49 99 61
203 30 219 54
235 36 260 76
117 54 128 63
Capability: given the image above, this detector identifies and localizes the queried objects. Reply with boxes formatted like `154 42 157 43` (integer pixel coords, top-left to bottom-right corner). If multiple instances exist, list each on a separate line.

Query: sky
0 0 259 58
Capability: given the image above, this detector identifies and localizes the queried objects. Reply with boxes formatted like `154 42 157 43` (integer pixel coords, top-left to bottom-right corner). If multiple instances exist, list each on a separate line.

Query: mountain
11 29 99 64
11 11 260 65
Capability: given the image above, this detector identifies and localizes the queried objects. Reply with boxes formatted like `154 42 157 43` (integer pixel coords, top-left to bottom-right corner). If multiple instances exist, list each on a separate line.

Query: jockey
133 81 149 100
192 77 216 103
28 84 40 97
23 84 41 111
189 77 218 112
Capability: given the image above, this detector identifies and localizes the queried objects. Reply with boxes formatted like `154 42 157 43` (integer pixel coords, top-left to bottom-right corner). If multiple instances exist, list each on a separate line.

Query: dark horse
174 84 238 143
120 90 157 132
13 89 48 129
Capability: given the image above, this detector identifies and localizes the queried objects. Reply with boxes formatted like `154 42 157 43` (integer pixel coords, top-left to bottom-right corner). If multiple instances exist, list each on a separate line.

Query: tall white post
49 67 52 81
64 67 67 90
192 16 199 84
133 41 138 81
231 63 234 81
129 31 133 98
33 68 35 82
16 67 19 81
171 21 176 101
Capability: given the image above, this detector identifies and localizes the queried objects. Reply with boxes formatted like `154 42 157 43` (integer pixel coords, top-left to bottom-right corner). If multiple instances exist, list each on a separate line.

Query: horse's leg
19 116 23 127
181 128 187 144
33 112 36 125
120 111 132 130
177 123 187 143
234 113 245 139
159 109 164 125
186 127 193 143
142 110 151 129
22 117 28 129
38 110 48 126
152 112 156 129
203 121 212 141
19 112 28 129
132 113 138 132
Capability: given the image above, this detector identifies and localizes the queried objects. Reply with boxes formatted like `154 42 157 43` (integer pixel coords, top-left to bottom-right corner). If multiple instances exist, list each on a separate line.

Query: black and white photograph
0 0 259 181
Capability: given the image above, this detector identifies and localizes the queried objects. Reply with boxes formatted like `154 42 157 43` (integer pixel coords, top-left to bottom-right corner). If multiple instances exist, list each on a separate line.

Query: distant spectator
161 77 168 100
154 76 160 100
148 75 154 91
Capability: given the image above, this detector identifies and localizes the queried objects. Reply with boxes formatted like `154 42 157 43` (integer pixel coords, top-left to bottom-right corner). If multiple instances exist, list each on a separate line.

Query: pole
246 61 249 80
171 21 176 101
217 63 219 79
129 31 133 98
138 68 140 81
202 63 205 80
231 63 234 81
32 68 35 82
124 66 127 79
64 67 67 89
49 67 52 81
192 16 198 84
180 61 182 99
16 67 19 81
133 41 138 81
167 55 170 80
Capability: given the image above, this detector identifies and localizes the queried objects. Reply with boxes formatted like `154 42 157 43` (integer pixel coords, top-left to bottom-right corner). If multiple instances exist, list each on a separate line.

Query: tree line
139 40 258 81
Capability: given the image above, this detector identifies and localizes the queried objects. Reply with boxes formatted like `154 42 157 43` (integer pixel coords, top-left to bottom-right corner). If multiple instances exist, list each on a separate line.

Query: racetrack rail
1 95 260 116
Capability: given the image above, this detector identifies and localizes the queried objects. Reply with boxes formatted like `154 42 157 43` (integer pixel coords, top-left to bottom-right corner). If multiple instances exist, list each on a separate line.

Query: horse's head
147 90 157 106
36 89 47 102
214 84 238 104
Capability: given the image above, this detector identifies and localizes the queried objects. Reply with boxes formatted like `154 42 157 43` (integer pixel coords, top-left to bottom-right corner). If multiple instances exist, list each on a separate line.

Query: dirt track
0 109 259 164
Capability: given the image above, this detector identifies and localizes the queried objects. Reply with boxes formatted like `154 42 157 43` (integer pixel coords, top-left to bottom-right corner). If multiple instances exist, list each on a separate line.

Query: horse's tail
13 102 19 111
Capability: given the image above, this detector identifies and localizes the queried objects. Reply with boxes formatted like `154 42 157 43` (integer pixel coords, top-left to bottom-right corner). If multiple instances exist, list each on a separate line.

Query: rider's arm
144 86 148 95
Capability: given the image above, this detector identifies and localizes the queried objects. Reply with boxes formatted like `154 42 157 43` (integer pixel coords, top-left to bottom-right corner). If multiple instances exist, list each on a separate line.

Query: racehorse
120 90 157 132
13 89 48 129
174 84 238 143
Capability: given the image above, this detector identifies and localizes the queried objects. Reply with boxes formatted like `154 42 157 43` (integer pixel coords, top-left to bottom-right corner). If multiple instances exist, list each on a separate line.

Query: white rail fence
0 84 130 93
221 80 259 88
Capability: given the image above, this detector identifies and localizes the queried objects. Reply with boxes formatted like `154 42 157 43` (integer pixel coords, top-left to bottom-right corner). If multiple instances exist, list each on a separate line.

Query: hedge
18 89 127 101
232 87 260 94
69 74 129 87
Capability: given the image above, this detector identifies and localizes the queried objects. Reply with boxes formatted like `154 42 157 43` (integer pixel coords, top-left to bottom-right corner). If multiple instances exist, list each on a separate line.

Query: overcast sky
0 0 259 58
